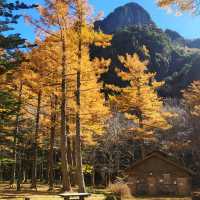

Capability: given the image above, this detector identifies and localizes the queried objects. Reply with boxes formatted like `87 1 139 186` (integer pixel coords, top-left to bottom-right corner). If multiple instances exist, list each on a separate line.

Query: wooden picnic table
58 192 91 200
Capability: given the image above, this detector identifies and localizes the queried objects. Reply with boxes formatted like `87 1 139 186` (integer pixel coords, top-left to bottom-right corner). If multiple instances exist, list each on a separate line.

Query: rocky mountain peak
95 2 155 34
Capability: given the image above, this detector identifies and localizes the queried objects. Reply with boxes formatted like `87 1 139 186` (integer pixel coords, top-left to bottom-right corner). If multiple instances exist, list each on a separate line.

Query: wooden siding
126 152 192 196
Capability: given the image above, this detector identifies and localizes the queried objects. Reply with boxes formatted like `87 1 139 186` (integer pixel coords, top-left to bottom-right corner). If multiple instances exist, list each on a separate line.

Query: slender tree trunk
139 114 145 159
48 95 57 191
107 155 112 187
67 137 72 170
72 136 76 168
31 90 42 189
71 136 76 186
20 143 27 186
11 81 23 190
92 150 96 187
137 80 145 159
67 136 75 185
116 150 120 176
76 70 86 192
60 38 71 191
16 149 22 191
40 151 44 182
75 1 86 192
23 146 28 183
22 167 27 183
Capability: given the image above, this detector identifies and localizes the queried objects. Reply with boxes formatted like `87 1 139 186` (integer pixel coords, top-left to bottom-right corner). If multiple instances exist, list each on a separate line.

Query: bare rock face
95 2 155 34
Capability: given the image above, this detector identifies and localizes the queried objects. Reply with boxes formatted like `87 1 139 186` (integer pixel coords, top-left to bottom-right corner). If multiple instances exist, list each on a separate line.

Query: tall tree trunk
139 114 145 159
11 81 23 190
75 7 86 189
31 90 42 189
71 136 76 185
16 149 22 191
137 80 145 159
40 150 44 182
107 155 112 187
92 150 96 187
60 38 71 191
48 95 57 191
72 136 76 168
75 1 86 192
67 137 72 170
67 136 75 185
20 143 27 185
76 70 85 192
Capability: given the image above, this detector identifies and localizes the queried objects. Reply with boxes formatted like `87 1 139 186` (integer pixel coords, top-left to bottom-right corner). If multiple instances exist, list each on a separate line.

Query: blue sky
14 0 200 42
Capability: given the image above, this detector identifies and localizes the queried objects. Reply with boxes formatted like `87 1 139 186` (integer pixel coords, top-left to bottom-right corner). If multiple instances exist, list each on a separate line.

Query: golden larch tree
157 0 199 13
183 81 200 119
109 53 171 157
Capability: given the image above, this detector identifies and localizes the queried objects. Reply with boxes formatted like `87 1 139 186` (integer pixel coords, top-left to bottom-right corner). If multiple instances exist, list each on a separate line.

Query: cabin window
159 179 164 183
136 179 140 183
163 173 171 184
174 180 177 185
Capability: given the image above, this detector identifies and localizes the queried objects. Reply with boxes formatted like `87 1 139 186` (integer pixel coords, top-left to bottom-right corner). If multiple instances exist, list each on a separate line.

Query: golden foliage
110 53 171 140
183 80 200 117
157 0 196 13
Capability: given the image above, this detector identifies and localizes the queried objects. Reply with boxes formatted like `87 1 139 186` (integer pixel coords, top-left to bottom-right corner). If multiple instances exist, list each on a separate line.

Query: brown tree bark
67 136 75 185
139 113 145 159
10 81 23 190
67 137 72 169
92 150 96 187
76 70 86 192
31 90 42 189
72 136 76 168
75 3 86 190
48 95 57 191
60 38 71 191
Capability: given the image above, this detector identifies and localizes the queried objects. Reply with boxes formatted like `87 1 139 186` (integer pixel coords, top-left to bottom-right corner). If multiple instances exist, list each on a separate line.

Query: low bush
109 183 132 199
104 194 118 200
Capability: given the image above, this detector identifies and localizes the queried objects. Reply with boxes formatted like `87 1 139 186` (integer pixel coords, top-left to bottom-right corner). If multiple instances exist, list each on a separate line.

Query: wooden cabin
126 151 193 196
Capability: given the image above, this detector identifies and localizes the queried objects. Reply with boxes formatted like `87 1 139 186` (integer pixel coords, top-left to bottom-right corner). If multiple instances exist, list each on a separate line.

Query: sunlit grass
0 183 191 200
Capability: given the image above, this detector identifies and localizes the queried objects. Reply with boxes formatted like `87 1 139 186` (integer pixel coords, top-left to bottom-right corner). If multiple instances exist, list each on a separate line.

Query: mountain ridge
94 2 155 34
165 29 200 49
95 2 200 47
92 2 200 97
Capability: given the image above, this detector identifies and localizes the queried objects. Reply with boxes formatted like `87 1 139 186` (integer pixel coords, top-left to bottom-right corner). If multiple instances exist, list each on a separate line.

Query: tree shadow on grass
0 183 63 199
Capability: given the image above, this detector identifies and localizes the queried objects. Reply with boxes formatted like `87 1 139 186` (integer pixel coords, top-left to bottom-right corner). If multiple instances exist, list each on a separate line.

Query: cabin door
147 176 157 195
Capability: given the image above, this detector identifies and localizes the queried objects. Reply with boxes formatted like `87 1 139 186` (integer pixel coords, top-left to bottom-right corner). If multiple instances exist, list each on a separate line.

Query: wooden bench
58 192 91 200
192 192 200 200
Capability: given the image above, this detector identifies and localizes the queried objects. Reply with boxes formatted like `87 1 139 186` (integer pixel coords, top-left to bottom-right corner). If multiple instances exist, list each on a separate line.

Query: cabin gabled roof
126 150 194 175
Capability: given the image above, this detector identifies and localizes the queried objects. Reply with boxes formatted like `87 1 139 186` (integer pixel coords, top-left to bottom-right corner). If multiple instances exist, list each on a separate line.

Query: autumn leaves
1 0 200 193
17 0 111 192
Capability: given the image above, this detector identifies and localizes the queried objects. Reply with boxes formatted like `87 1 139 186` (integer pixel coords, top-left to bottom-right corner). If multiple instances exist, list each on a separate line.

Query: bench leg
80 197 84 200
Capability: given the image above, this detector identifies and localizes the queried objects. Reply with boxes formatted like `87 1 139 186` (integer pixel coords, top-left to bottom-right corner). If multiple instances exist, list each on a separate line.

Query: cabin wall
127 156 192 196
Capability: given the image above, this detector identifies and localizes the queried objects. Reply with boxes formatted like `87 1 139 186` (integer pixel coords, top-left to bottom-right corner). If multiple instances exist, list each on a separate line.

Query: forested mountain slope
93 2 200 97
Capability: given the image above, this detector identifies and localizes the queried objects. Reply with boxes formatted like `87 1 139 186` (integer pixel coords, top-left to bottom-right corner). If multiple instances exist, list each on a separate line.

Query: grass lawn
0 183 192 200
0 183 106 200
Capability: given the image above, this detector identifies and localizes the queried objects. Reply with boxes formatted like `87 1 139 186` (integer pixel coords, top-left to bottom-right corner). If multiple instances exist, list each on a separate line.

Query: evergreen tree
0 3 36 187
0 0 36 74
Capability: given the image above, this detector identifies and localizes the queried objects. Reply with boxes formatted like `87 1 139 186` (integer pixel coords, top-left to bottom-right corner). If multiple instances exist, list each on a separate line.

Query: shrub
104 194 118 200
109 183 132 199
